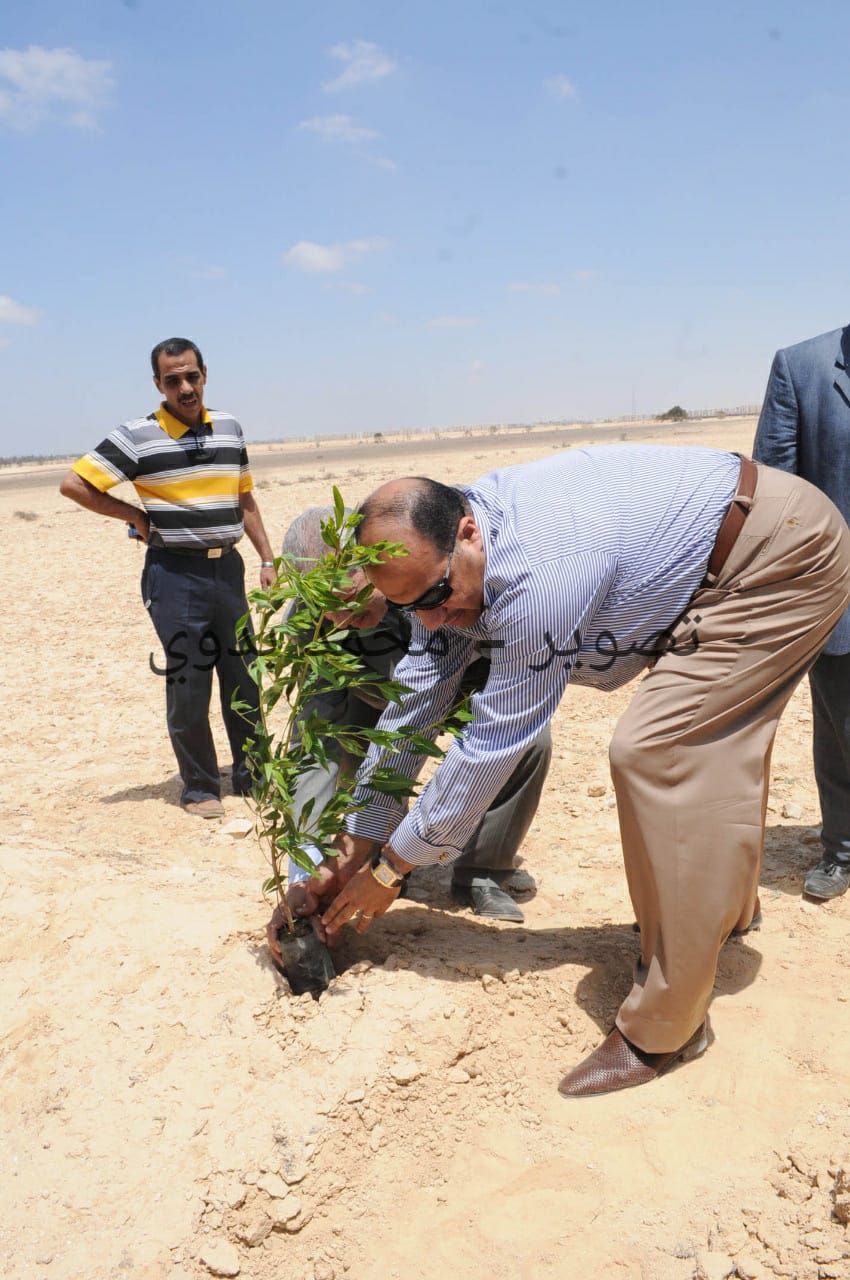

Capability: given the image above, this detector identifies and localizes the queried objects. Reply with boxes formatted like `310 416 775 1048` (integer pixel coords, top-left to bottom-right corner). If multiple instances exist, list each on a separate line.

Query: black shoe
231 765 254 797
451 877 524 923
803 857 850 901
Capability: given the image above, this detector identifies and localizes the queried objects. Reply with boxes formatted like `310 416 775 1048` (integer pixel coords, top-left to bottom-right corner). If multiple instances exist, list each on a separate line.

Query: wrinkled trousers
610 465 850 1052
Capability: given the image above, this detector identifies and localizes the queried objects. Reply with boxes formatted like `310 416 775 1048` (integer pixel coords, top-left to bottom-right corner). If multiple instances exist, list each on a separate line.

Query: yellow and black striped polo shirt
72 404 254 550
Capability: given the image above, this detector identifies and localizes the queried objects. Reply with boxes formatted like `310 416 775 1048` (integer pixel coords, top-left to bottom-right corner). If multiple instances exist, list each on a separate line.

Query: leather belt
151 544 234 559
705 455 758 582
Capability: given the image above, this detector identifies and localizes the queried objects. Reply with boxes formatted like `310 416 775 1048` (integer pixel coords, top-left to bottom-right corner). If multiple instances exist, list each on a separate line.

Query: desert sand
2 418 850 1280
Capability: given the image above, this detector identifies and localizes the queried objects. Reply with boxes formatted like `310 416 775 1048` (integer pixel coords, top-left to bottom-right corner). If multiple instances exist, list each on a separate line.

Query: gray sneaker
803 857 850 901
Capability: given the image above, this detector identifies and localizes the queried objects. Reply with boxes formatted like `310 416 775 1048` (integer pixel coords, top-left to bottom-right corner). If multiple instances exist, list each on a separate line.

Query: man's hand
129 510 150 542
321 860 400 942
266 862 339 962
333 832 377 887
259 563 277 590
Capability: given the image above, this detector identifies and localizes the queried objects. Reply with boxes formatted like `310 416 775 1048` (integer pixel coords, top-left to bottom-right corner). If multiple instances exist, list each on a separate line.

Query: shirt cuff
287 844 323 885
386 817 465 868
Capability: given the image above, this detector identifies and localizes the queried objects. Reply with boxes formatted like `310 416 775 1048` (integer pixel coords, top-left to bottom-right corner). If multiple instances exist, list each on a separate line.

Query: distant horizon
0 401 761 467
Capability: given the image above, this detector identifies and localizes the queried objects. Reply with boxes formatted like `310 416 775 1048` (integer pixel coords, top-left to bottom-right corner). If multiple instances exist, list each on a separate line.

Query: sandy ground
2 419 850 1280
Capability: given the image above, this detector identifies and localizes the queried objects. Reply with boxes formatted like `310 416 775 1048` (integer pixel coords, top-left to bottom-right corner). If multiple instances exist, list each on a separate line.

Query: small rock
390 1060 421 1085
314 1262 336 1280
587 784 607 798
719 1224 749 1255
269 1194 302 1227
832 1167 850 1224
281 1164 308 1186
257 1172 289 1199
814 1244 850 1265
221 818 253 838
284 1206 311 1233
699 1250 735 1280
801 828 821 844
235 1215 272 1248
224 1182 246 1210
733 1253 760 1280
199 1240 241 1277
447 1067 470 1084
781 801 803 820
481 974 500 993
344 1088 365 1104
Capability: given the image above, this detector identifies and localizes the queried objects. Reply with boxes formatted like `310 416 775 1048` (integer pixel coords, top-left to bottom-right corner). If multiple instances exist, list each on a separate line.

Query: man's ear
458 514 480 545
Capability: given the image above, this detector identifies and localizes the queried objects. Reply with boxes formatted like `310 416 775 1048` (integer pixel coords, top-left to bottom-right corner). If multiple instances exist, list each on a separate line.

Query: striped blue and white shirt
346 444 740 866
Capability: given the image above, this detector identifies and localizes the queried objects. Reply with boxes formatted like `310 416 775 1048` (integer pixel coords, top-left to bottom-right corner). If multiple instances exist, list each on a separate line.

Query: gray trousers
809 652 850 864
292 656 551 882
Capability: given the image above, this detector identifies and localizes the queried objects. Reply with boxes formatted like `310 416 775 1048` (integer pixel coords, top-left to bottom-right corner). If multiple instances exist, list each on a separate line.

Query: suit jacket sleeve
752 348 800 474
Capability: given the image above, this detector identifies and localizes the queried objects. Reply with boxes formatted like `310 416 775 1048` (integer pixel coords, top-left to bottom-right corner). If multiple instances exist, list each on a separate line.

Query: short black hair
151 338 205 378
358 478 468 556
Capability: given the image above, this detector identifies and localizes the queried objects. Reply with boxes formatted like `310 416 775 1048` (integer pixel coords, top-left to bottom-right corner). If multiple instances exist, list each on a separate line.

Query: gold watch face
372 860 399 888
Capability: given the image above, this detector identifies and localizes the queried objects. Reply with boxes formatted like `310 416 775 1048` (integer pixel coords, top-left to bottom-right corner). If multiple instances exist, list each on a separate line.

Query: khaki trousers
610 464 850 1053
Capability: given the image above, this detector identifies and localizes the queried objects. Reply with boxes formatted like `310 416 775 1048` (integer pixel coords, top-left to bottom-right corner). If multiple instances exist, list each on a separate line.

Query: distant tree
656 405 688 422
373 432 384 442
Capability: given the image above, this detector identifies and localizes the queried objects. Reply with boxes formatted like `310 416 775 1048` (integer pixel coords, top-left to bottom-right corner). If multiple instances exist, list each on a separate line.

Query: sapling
235 489 466 944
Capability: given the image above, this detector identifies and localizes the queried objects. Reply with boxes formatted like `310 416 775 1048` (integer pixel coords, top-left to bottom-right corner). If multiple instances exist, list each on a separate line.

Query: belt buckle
207 547 223 559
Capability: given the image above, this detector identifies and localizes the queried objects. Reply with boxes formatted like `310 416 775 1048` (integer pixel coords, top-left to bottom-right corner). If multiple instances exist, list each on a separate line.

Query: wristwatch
370 851 410 888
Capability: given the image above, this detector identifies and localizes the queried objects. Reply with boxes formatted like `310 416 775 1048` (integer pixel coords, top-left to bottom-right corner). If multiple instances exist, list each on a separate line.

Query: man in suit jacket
754 324 850 899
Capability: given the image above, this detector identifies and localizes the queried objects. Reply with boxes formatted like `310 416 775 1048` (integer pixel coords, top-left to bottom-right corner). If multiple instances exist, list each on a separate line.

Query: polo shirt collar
155 403 213 439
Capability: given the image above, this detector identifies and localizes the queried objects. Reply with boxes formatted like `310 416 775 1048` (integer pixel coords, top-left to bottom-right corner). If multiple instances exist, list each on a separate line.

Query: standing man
754 324 850 901
315 448 850 1096
60 338 277 819
277 507 551 928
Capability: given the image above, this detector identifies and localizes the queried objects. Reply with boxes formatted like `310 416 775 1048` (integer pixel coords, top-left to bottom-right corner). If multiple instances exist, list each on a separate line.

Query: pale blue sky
2 0 850 455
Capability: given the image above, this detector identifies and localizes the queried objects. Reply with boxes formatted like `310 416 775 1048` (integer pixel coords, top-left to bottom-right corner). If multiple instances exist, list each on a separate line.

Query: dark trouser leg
211 551 262 794
143 552 220 804
809 653 850 863
290 691 380 833
451 723 552 887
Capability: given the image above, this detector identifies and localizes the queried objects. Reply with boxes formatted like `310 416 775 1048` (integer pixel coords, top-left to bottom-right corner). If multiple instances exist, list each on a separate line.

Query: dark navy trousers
810 651 850 864
141 547 260 804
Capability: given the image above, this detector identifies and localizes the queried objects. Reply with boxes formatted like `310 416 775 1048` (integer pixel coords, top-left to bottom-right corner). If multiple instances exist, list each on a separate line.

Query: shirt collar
155 403 213 439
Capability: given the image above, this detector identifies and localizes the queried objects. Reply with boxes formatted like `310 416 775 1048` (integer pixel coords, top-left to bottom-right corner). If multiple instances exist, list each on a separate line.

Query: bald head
356 476 485 630
357 477 468 556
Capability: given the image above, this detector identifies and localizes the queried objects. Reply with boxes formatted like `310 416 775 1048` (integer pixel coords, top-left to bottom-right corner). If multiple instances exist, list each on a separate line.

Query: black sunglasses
385 552 454 613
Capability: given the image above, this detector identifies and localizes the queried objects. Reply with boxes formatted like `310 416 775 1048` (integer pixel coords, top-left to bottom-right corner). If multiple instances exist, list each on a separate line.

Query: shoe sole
676 1025 709 1065
450 885 524 923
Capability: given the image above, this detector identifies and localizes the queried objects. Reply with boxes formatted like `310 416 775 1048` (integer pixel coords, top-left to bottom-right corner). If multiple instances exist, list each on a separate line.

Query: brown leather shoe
558 1023 708 1098
181 798 225 819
